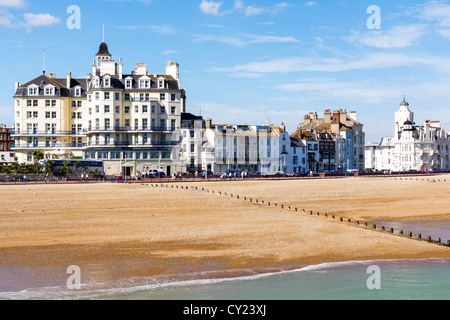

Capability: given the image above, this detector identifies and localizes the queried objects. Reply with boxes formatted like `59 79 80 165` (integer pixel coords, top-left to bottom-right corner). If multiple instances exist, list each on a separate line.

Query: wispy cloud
199 0 291 17
304 1 318 7
276 78 402 103
0 9 15 28
208 53 450 76
192 33 299 46
243 2 290 17
114 24 176 34
410 0 450 27
162 50 179 55
406 0 450 40
345 24 428 48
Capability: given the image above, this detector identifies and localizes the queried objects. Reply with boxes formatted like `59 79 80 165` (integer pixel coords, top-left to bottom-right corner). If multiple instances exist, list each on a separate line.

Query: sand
0 177 449 292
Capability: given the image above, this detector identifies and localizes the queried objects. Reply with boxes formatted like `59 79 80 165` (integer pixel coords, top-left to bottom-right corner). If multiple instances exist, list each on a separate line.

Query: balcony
13 130 88 136
86 126 178 133
85 140 180 148
13 143 85 149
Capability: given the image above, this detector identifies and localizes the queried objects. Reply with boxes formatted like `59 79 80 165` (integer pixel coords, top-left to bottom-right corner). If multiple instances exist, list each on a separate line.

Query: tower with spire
93 26 119 76
394 96 414 141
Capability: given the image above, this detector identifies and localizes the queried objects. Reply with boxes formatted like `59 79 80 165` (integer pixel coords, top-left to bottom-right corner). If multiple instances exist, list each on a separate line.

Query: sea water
104 259 450 300
1 259 448 300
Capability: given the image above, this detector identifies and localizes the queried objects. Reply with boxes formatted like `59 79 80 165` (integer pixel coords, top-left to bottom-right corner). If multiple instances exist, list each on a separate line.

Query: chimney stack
66 72 72 89
135 63 147 75
118 57 123 80
166 60 179 80
324 109 331 123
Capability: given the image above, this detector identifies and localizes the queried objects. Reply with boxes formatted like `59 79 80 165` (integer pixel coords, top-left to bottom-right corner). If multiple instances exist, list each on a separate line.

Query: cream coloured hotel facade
13 41 187 176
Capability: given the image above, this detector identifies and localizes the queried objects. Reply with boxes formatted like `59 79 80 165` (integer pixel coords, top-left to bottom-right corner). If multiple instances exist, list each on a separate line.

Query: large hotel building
13 41 186 176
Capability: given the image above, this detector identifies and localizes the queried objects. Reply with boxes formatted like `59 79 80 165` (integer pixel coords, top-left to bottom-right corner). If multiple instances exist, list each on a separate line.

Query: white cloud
305 1 318 7
0 0 27 9
436 28 450 38
199 0 224 16
244 6 266 16
192 33 300 46
115 24 175 34
162 50 179 55
406 1 450 41
243 2 290 16
412 0 450 27
192 34 247 46
234 0 244 10
0 9 15 28
276 79 401 104
247 35 300 44
199 0 291 17
345 24 428 48
22 13 60 33
208 53 450 76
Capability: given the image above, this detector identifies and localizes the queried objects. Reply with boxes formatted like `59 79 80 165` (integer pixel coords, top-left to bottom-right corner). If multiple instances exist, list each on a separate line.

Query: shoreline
1 257 449 300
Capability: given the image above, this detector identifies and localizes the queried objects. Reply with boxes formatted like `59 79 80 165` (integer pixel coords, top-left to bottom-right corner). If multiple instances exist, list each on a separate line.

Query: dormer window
139 76 151 89
95 78 100 88
75 87 81 97
28 86 38 96
104 77 110 88
44 87 54 96
158 78 165 89
139 80 150 89
125 78 132 89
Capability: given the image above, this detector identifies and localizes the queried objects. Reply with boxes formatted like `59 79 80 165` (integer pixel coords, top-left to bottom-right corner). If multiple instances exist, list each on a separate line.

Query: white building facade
13 40 187 176
180 119 289 175
366 99 450 172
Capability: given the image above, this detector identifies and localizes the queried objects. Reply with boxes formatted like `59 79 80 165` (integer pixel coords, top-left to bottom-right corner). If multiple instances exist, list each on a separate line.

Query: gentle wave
1 258 449 300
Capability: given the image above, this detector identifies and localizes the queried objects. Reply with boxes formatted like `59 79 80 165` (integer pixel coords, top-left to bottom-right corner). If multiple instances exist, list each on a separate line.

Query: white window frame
104 76 111 88
125 77 133 89
28 85 38 96
44 85 55 96
158 77 165 89
139 76 151 89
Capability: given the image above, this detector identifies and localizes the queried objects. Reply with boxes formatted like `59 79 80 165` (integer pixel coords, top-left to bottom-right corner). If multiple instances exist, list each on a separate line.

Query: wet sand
0 178 449 293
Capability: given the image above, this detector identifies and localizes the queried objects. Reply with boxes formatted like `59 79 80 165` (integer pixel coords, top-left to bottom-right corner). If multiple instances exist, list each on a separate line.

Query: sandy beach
0 177 449 292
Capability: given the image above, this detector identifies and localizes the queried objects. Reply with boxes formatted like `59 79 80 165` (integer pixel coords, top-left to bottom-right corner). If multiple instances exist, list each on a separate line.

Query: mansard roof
15 74 88 98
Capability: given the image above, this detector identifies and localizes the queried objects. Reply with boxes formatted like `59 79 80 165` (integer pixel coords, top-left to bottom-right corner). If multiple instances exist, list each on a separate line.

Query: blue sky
1 0 450 142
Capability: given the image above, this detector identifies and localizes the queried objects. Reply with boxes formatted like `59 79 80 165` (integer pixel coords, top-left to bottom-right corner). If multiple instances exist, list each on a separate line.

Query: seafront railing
0 171 448 185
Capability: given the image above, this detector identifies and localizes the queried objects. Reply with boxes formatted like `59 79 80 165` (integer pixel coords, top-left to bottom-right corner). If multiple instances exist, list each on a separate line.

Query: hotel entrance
122 166 133 177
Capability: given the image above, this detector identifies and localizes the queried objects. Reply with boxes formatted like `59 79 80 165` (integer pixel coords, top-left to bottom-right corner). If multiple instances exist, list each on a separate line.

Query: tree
73 161 81 173
32 150 45 165
63 161 71 175
43 160 54 174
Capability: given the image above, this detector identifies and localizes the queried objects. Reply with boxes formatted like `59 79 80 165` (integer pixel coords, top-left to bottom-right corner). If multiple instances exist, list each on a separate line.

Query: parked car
147 170 165 177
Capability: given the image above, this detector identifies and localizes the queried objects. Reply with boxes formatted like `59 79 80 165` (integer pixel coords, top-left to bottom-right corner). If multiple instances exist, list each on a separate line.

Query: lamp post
158 152 162 179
